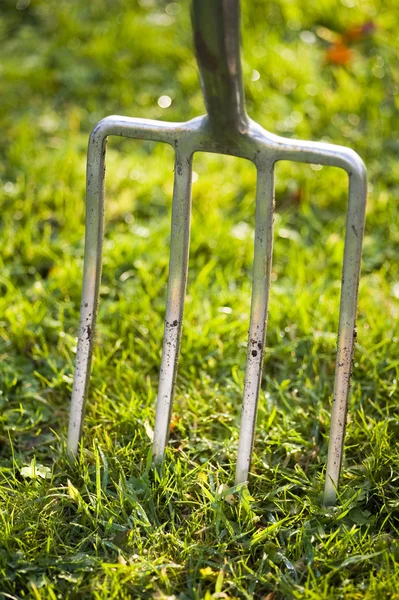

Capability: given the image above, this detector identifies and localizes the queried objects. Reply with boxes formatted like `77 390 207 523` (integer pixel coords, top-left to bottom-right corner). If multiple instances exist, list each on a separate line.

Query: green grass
0 0 399 597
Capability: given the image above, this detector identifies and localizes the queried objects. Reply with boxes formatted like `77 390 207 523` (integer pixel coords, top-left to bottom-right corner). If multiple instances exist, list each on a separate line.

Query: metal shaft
191 0 248 134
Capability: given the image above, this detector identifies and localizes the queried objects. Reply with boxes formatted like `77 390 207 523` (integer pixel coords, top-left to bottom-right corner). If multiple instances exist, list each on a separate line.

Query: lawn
0 0 398 597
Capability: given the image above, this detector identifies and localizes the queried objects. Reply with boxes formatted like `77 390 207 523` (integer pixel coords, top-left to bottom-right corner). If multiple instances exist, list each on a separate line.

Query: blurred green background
0 0 398 598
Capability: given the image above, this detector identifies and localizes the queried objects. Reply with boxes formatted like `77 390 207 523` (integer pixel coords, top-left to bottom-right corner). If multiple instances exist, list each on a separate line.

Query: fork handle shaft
191 0 248 134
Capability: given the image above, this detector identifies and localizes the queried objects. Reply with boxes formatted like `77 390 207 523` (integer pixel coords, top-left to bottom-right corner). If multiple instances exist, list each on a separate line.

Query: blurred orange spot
325 43 353 65
322 20 376 66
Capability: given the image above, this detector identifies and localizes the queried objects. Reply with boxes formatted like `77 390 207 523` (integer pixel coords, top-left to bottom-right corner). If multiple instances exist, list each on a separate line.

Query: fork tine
235 161 275 484
67 131 107 455
324 169 366 505
268 138 366 503
152 151 193 462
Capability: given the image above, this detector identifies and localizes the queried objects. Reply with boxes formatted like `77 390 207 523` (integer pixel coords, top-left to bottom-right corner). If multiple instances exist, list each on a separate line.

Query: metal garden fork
67 0 367 506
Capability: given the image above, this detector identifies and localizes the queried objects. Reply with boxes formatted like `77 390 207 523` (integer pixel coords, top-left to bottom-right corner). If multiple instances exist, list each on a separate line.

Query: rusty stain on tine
68 0 367 506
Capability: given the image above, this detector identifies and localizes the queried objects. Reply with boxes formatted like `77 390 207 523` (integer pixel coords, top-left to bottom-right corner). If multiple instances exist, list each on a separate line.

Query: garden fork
67 0 367 506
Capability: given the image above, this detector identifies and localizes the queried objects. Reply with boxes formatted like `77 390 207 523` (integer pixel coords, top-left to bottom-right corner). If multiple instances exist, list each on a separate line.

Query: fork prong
152 152 193 462
235 161 275 485
67 131 107 455
266 136 366 503
324 169 366 505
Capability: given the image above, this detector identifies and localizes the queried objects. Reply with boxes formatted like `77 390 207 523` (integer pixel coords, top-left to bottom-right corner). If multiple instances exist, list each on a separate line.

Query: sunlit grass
0 0 398 597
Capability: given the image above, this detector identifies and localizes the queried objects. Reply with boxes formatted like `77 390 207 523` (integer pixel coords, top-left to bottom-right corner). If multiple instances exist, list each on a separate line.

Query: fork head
68 0 367 507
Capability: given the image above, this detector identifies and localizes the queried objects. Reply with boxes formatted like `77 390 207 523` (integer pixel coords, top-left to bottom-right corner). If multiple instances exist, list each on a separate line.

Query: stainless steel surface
235 163 275 485
191 0 247 134
67 127 106 454
153 152 193 462
68 0 367 506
